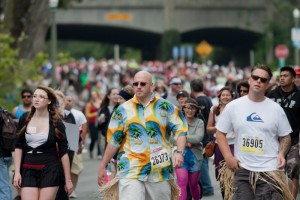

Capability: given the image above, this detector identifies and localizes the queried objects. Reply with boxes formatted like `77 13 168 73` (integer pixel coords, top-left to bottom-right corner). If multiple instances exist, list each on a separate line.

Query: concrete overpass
55 0 270 65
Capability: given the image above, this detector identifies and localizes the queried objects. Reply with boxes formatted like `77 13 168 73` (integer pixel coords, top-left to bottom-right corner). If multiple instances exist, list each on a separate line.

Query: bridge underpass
182 28 263 66
48 25 263 66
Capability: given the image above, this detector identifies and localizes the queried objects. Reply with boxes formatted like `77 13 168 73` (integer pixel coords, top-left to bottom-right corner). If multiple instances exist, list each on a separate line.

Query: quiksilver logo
246 112 264 122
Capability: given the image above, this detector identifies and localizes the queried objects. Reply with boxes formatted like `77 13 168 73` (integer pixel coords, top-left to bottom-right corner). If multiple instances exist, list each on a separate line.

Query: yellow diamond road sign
196 40 213 58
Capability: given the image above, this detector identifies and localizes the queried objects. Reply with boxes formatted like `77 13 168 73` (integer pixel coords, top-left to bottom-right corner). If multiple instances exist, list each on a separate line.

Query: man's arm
216 130 239 171
98 144 119 186
173 135 186 168
277 135 291 169
278 135 291 156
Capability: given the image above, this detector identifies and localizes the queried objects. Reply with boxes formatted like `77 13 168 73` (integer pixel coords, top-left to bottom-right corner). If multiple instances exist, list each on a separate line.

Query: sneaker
202 192 214 196
89 151 93 159
97 155 103 160
70 191 77 198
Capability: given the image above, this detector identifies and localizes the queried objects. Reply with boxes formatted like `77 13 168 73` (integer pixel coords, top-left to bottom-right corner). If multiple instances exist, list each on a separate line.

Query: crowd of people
0 59 300 200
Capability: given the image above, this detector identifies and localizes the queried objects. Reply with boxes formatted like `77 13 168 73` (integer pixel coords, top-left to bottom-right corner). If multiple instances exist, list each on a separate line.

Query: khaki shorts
286 143 300 179
71 153 84 175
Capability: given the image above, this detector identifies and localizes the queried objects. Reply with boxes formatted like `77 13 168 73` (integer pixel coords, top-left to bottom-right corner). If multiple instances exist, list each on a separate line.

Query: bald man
98 71 188 200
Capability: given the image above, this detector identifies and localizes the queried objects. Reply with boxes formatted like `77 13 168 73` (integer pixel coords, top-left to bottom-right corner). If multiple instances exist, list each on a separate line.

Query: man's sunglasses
133 82 147 87
251 75 269 83
22 95 32 99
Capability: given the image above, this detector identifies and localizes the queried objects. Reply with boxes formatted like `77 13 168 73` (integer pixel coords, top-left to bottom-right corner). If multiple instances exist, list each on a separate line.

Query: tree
3 0 50 59
0 31 42 109
2 0 81 60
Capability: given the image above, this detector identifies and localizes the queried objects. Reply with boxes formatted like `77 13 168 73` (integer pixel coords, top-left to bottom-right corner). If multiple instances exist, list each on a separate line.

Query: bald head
65 95 74 110
133 71 153 104
134 71 152 83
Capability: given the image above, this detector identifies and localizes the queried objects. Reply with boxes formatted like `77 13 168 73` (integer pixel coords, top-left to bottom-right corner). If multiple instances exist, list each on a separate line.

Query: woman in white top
207 86 234 199
13 85 73 200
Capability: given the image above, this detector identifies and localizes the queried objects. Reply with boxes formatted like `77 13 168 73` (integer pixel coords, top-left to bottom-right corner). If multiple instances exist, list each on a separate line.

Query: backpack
0 107 17 152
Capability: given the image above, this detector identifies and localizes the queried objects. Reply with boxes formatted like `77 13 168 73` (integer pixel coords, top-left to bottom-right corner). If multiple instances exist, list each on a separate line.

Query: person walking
175 98 204 200
13 85 73 200
267 66 300 199
85 91 101 159
96 88 119 159
190 78 214 196
206 87 234 198
216 64 293 199
0 106 14 200
64 94 88 198
98 71 187 200
236 81 249 97
12 89 33 119
166 77 184 107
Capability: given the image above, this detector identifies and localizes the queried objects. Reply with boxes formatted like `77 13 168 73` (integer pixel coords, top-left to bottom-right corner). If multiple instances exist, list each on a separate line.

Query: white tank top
26 132 48 148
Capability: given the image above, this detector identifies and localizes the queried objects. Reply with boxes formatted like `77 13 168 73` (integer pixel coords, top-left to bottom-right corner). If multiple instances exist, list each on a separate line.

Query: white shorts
119 179 171 200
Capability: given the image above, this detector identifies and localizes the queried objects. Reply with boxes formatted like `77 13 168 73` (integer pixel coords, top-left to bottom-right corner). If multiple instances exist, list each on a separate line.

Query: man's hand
98 164 107 186
277 152 286 169
225 156 239 172
172 153 184 168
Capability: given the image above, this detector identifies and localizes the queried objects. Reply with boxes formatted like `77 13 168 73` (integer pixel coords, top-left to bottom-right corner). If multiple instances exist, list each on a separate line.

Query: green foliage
160 29 181 61
0 32 44 110
254 0 298 66
121 47 141 63
55 40 114 59
58 51 74 64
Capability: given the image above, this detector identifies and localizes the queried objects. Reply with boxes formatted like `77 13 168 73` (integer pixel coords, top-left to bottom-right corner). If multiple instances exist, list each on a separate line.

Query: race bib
241 134 264 154
150 147 170 170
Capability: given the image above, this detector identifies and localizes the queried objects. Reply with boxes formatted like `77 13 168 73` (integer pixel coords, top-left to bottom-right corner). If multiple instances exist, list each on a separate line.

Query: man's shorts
71 153 83 175
286 143 300 179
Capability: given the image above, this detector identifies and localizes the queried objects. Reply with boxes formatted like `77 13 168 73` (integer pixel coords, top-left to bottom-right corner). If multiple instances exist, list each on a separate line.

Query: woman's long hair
100 88 117 109
18 85 64 140
213 87 234 116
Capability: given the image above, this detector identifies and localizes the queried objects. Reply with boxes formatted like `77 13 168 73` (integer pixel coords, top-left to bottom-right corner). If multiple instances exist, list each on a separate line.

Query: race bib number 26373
150 148 170 170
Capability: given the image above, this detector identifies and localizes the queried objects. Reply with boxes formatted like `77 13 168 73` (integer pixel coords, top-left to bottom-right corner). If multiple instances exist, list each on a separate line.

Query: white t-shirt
216 96 292 172
65 109 87 126
210 107 235 145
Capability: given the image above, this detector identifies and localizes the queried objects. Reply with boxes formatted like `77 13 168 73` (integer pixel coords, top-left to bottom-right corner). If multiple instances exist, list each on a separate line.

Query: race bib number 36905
241 134 264 154
150 148 170 170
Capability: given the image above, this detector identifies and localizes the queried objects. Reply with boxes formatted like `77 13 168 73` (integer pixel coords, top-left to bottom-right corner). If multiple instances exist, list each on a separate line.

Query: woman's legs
21 187 39 200
175 168 188 200
188 171 201 200
39 187 59 200
89 123 98 158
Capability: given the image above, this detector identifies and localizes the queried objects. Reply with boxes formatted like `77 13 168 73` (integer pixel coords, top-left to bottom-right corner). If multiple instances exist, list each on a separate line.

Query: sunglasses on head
251 75 269 83
133 82 147 87
22 95 32 99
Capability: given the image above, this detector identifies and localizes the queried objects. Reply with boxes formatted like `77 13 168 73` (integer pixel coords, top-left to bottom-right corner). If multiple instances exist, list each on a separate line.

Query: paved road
11 152 300 200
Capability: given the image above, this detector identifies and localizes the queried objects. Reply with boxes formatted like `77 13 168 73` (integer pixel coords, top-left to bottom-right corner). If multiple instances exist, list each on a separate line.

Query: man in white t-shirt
64 95 88 198
216 64 292 199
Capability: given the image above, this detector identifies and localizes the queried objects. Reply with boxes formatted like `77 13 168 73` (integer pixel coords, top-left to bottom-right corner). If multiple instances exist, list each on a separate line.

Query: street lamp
49 0 59 87
293 8 300 67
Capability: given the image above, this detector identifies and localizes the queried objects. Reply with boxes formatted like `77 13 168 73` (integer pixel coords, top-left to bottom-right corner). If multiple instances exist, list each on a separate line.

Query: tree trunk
4 0 50 59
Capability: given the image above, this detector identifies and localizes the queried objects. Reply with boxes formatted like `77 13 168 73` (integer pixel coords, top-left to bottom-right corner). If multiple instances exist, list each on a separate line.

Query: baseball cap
295 68 300 75
169 77 182 85
176 90 189 99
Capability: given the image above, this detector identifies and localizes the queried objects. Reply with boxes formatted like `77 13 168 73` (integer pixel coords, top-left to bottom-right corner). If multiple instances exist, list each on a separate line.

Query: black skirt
20 153 64 188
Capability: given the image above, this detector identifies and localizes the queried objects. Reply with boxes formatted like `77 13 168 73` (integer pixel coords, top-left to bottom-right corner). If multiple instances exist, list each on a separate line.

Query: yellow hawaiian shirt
107 93 188 182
